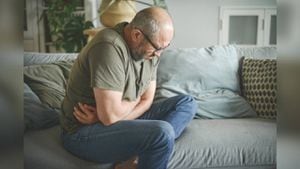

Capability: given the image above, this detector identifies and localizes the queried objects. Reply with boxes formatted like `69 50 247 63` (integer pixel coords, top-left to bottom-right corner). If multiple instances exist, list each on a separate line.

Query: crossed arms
74 81 156 126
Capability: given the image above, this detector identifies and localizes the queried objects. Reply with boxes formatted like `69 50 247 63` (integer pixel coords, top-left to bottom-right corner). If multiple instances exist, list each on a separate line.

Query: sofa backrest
24 46 276 96
24 52 78 66
24 46 276 66
23 45 277 120
155 45 276 96
236 46 277 59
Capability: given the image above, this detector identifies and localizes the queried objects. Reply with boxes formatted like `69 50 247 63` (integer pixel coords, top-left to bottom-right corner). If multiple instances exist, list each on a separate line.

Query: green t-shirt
60 22 159 133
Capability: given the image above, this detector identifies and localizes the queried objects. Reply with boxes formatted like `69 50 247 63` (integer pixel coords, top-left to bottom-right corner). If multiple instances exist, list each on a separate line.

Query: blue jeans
61 95 197 169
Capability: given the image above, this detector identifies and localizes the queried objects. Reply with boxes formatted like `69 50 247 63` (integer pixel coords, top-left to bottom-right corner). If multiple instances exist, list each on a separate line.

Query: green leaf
46 0 94 52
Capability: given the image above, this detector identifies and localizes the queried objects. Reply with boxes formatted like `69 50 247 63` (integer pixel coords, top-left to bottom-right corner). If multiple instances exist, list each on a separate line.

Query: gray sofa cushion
24 126 113 169
156 45 241 95
24 53 76 132
155 45 257 118
24 118 276 169
194 89 257 119
24 60 74 109
24 83 60 131
168 118 276 169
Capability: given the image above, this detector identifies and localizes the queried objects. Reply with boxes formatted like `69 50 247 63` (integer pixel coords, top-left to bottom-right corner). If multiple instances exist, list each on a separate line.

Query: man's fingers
84 104 96 112
73 109 87 123
74 106 87 118
79 102 96 113
78 103 96 113
78 103 88 113
74 103 98 124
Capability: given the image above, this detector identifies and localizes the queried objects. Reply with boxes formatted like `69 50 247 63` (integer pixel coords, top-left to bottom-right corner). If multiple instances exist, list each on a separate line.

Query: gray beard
131 53 144 61
131 44 146 61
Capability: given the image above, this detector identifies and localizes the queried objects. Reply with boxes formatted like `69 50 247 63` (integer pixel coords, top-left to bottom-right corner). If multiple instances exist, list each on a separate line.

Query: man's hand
73 103 98 125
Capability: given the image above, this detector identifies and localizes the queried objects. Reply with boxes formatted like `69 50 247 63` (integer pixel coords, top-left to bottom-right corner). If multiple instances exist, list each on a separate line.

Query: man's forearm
123 98 153 120
99 98 140 124
93 82 156 125
122 81 156 120
117 99 139 115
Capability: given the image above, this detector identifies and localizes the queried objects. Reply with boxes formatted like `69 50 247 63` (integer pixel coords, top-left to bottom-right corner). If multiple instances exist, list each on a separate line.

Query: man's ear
131 29 142 43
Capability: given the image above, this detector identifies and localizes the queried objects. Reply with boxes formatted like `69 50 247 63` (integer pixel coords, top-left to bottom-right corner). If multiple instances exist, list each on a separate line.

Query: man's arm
73 81 156 125
94 81 156 124
93 88 140 126
122 80 156 120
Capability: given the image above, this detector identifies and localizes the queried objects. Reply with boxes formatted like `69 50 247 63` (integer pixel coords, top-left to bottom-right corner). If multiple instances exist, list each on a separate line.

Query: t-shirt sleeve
151 66 157 81
150 57 159 81
88 42 125 92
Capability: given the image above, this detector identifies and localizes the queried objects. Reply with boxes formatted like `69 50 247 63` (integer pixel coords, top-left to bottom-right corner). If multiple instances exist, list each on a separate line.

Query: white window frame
219 6 277 47
84 0 101 27
24 0 39 51
264 9 277 46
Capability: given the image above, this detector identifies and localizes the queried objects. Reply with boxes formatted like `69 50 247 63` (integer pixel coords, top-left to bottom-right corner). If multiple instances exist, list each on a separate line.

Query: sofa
24 45 277 169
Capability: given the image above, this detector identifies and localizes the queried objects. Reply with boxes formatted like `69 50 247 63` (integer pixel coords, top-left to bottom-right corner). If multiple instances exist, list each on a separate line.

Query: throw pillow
154 88 256 119
194 89 257 119
24 83 60 131
155 45 241 97
241 58 277 119
24 60 74 109
154 45 256 119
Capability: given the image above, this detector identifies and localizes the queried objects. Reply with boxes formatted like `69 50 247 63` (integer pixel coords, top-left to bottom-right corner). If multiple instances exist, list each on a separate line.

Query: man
60 7 196 169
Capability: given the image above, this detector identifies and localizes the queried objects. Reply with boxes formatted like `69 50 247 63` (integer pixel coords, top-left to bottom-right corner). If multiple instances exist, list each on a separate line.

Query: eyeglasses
136 28 170 54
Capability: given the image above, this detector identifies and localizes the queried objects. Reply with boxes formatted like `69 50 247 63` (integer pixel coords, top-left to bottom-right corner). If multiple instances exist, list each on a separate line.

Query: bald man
60 7 196 169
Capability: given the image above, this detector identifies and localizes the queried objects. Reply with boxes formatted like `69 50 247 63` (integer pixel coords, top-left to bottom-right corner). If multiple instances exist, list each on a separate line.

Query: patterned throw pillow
241 58 277 119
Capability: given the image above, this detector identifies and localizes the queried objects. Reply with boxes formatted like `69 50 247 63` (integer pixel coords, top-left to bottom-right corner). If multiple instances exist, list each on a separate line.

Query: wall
167 0 277 48
85 0 277 48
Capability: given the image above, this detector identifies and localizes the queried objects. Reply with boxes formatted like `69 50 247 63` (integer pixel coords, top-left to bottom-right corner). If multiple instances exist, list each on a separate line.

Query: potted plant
45 0 94 52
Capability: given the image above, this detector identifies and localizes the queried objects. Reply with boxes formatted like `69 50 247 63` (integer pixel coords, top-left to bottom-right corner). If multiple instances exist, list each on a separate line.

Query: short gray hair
130 10 160 39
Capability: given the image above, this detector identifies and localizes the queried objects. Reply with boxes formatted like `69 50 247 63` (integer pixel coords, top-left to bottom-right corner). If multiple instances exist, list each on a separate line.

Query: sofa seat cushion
24 120 275 169
168 118 276 169
24 126 113 169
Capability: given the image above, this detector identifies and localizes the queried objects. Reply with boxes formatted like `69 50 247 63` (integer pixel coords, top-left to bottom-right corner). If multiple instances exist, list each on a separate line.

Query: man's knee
150 121 175 144
177 95 197 112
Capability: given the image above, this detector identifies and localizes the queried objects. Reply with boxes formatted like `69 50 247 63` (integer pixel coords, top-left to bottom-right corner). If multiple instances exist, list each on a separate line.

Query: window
264 9 277 46
219 6 277 47
24 0 39 51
